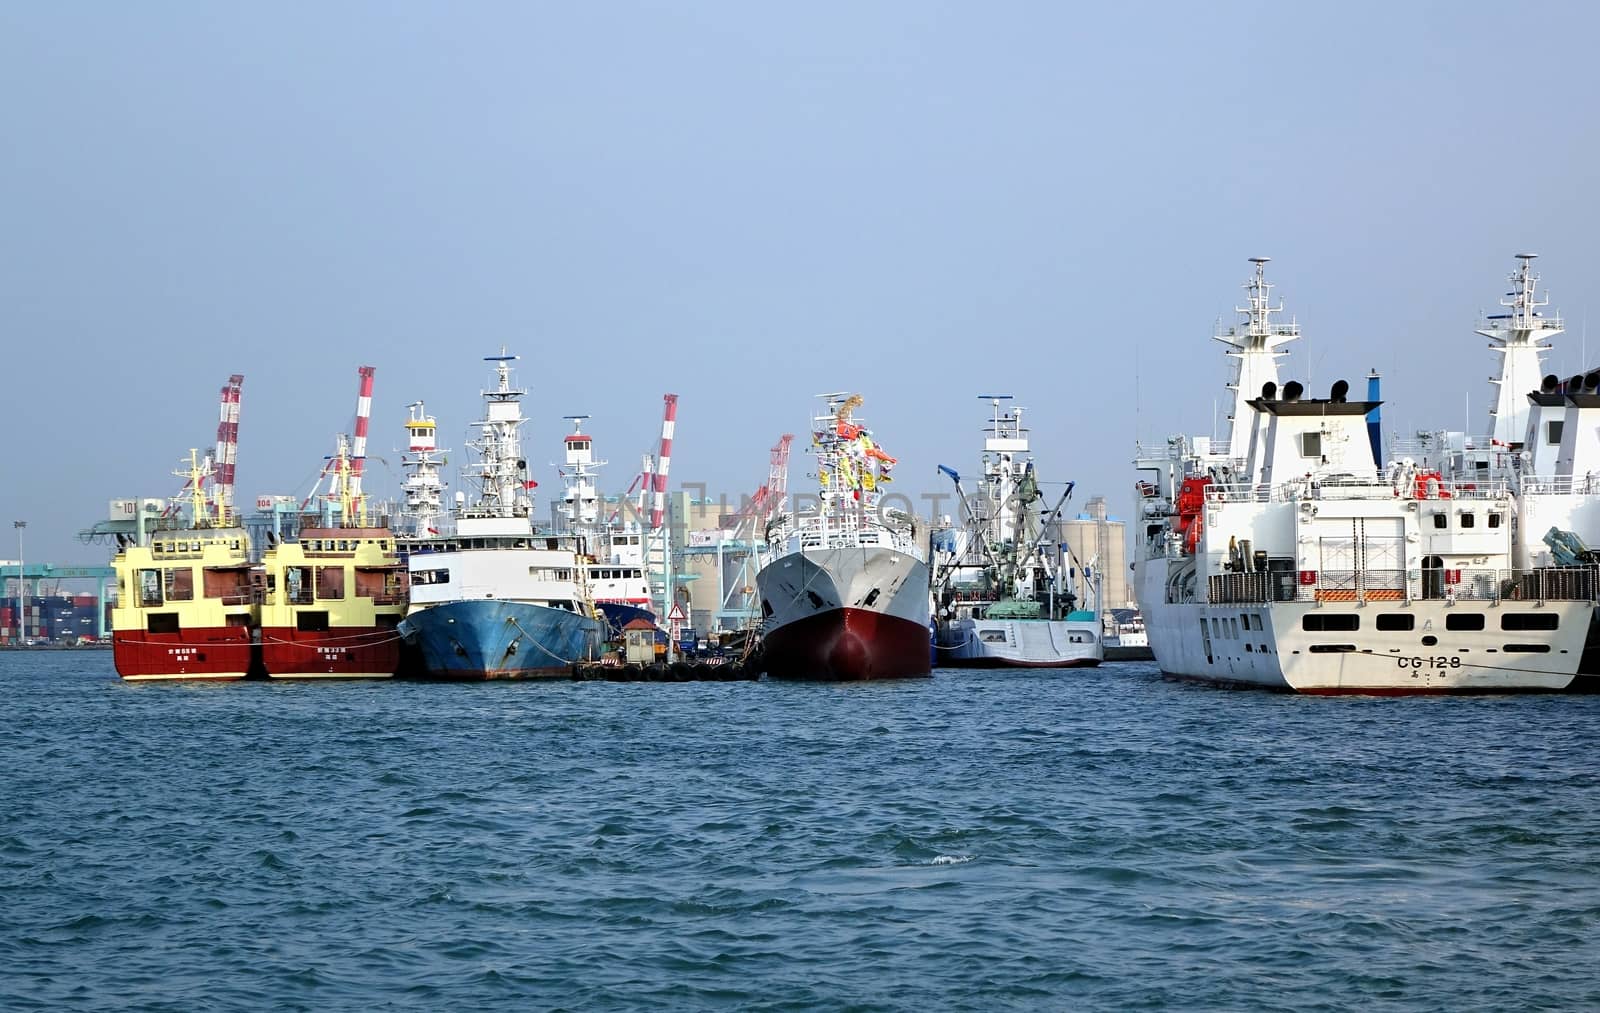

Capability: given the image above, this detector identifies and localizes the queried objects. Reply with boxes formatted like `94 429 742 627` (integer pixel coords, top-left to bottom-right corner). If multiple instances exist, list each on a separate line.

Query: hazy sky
5 2 1600 568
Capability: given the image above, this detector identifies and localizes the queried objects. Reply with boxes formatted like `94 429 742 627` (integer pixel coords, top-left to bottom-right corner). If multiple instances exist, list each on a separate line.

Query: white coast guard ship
755 393 931 679
931 396 1102 667
1132 258 1591 693
1396 255 1600 686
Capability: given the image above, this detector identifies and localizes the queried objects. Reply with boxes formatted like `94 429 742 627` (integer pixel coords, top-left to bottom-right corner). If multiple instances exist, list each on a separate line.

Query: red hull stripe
763 607 931 680
260 626 401 678
112 629 253 680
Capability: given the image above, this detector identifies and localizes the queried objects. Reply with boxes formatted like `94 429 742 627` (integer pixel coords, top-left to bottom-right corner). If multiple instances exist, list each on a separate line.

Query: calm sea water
4 651 1599 1011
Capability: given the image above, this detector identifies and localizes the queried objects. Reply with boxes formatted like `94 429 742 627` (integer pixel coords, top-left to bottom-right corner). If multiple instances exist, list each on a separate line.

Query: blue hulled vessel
398 352 606 679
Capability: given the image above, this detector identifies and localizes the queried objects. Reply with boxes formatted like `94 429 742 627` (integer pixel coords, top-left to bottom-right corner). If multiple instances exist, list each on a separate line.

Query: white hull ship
1133 259 1591 694
932 396 1101 668
756 394 930 680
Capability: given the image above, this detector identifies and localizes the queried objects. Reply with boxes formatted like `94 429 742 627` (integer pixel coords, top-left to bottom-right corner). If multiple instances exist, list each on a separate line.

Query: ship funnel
1261 381 1277 400
1542 374 1560 393
1330 379 1349 403
1282 380 1304 402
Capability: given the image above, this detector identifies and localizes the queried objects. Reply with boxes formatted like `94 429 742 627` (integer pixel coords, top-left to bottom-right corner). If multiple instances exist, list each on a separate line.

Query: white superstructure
403 353 600 628
398 401 451 538
556 417 651 616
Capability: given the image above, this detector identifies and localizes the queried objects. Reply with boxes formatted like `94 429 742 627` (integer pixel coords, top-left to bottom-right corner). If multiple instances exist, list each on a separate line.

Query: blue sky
4 2 1599 567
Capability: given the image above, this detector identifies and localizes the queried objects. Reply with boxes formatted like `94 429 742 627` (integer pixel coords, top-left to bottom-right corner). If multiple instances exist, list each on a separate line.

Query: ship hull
261 624 402 679
1136 560 1590 694
755 546 931 680
936 616 1103 668
399 599 606 679
112 627 256 681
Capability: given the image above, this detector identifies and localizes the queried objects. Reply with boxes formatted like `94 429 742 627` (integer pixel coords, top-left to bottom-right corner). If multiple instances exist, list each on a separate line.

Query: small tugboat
931 396 1102 668
755 393 931 679
259 367 406 679
398 351 607 679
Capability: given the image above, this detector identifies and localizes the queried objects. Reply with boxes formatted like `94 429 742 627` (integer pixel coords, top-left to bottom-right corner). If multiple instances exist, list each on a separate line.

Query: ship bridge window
164 568 194 602
1460 513 1475 529
316 567 345 600
1303 613 1359 632
1445 613 1485 631
1301 433 1322 458
138 569 163 607
1502 613 1559 631
285 566 313 604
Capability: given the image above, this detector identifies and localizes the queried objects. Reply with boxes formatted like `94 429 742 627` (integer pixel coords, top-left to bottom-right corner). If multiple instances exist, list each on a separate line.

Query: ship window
1303 613 1358 632
1445 613 1485 631
296 611 330 632
1376 613 1415 631
285 566 313 604
413 568 448 585
138 569 163 607
1239 612 1251 630
316 567 345 600
164 568 194 602
980 631 1007 643
1488 513 1502 528
1504 643 1552 653
1460 513 1475 529
1432 513 1447 529
1548 420 1564 445
1502 613 1558 631
1308 644 1357 653
1301 433 1322 458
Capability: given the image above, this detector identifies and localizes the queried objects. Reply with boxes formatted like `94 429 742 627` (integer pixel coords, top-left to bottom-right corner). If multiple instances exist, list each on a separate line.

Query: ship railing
1210 566 1600 605
1481 312 1562 332
1518 475 1600 496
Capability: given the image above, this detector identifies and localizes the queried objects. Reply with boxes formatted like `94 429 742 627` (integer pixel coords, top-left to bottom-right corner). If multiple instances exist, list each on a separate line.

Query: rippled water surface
5 650 1600 1010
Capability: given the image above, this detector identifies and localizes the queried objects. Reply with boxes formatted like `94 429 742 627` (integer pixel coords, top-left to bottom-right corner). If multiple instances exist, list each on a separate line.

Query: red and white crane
212 374 244 522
